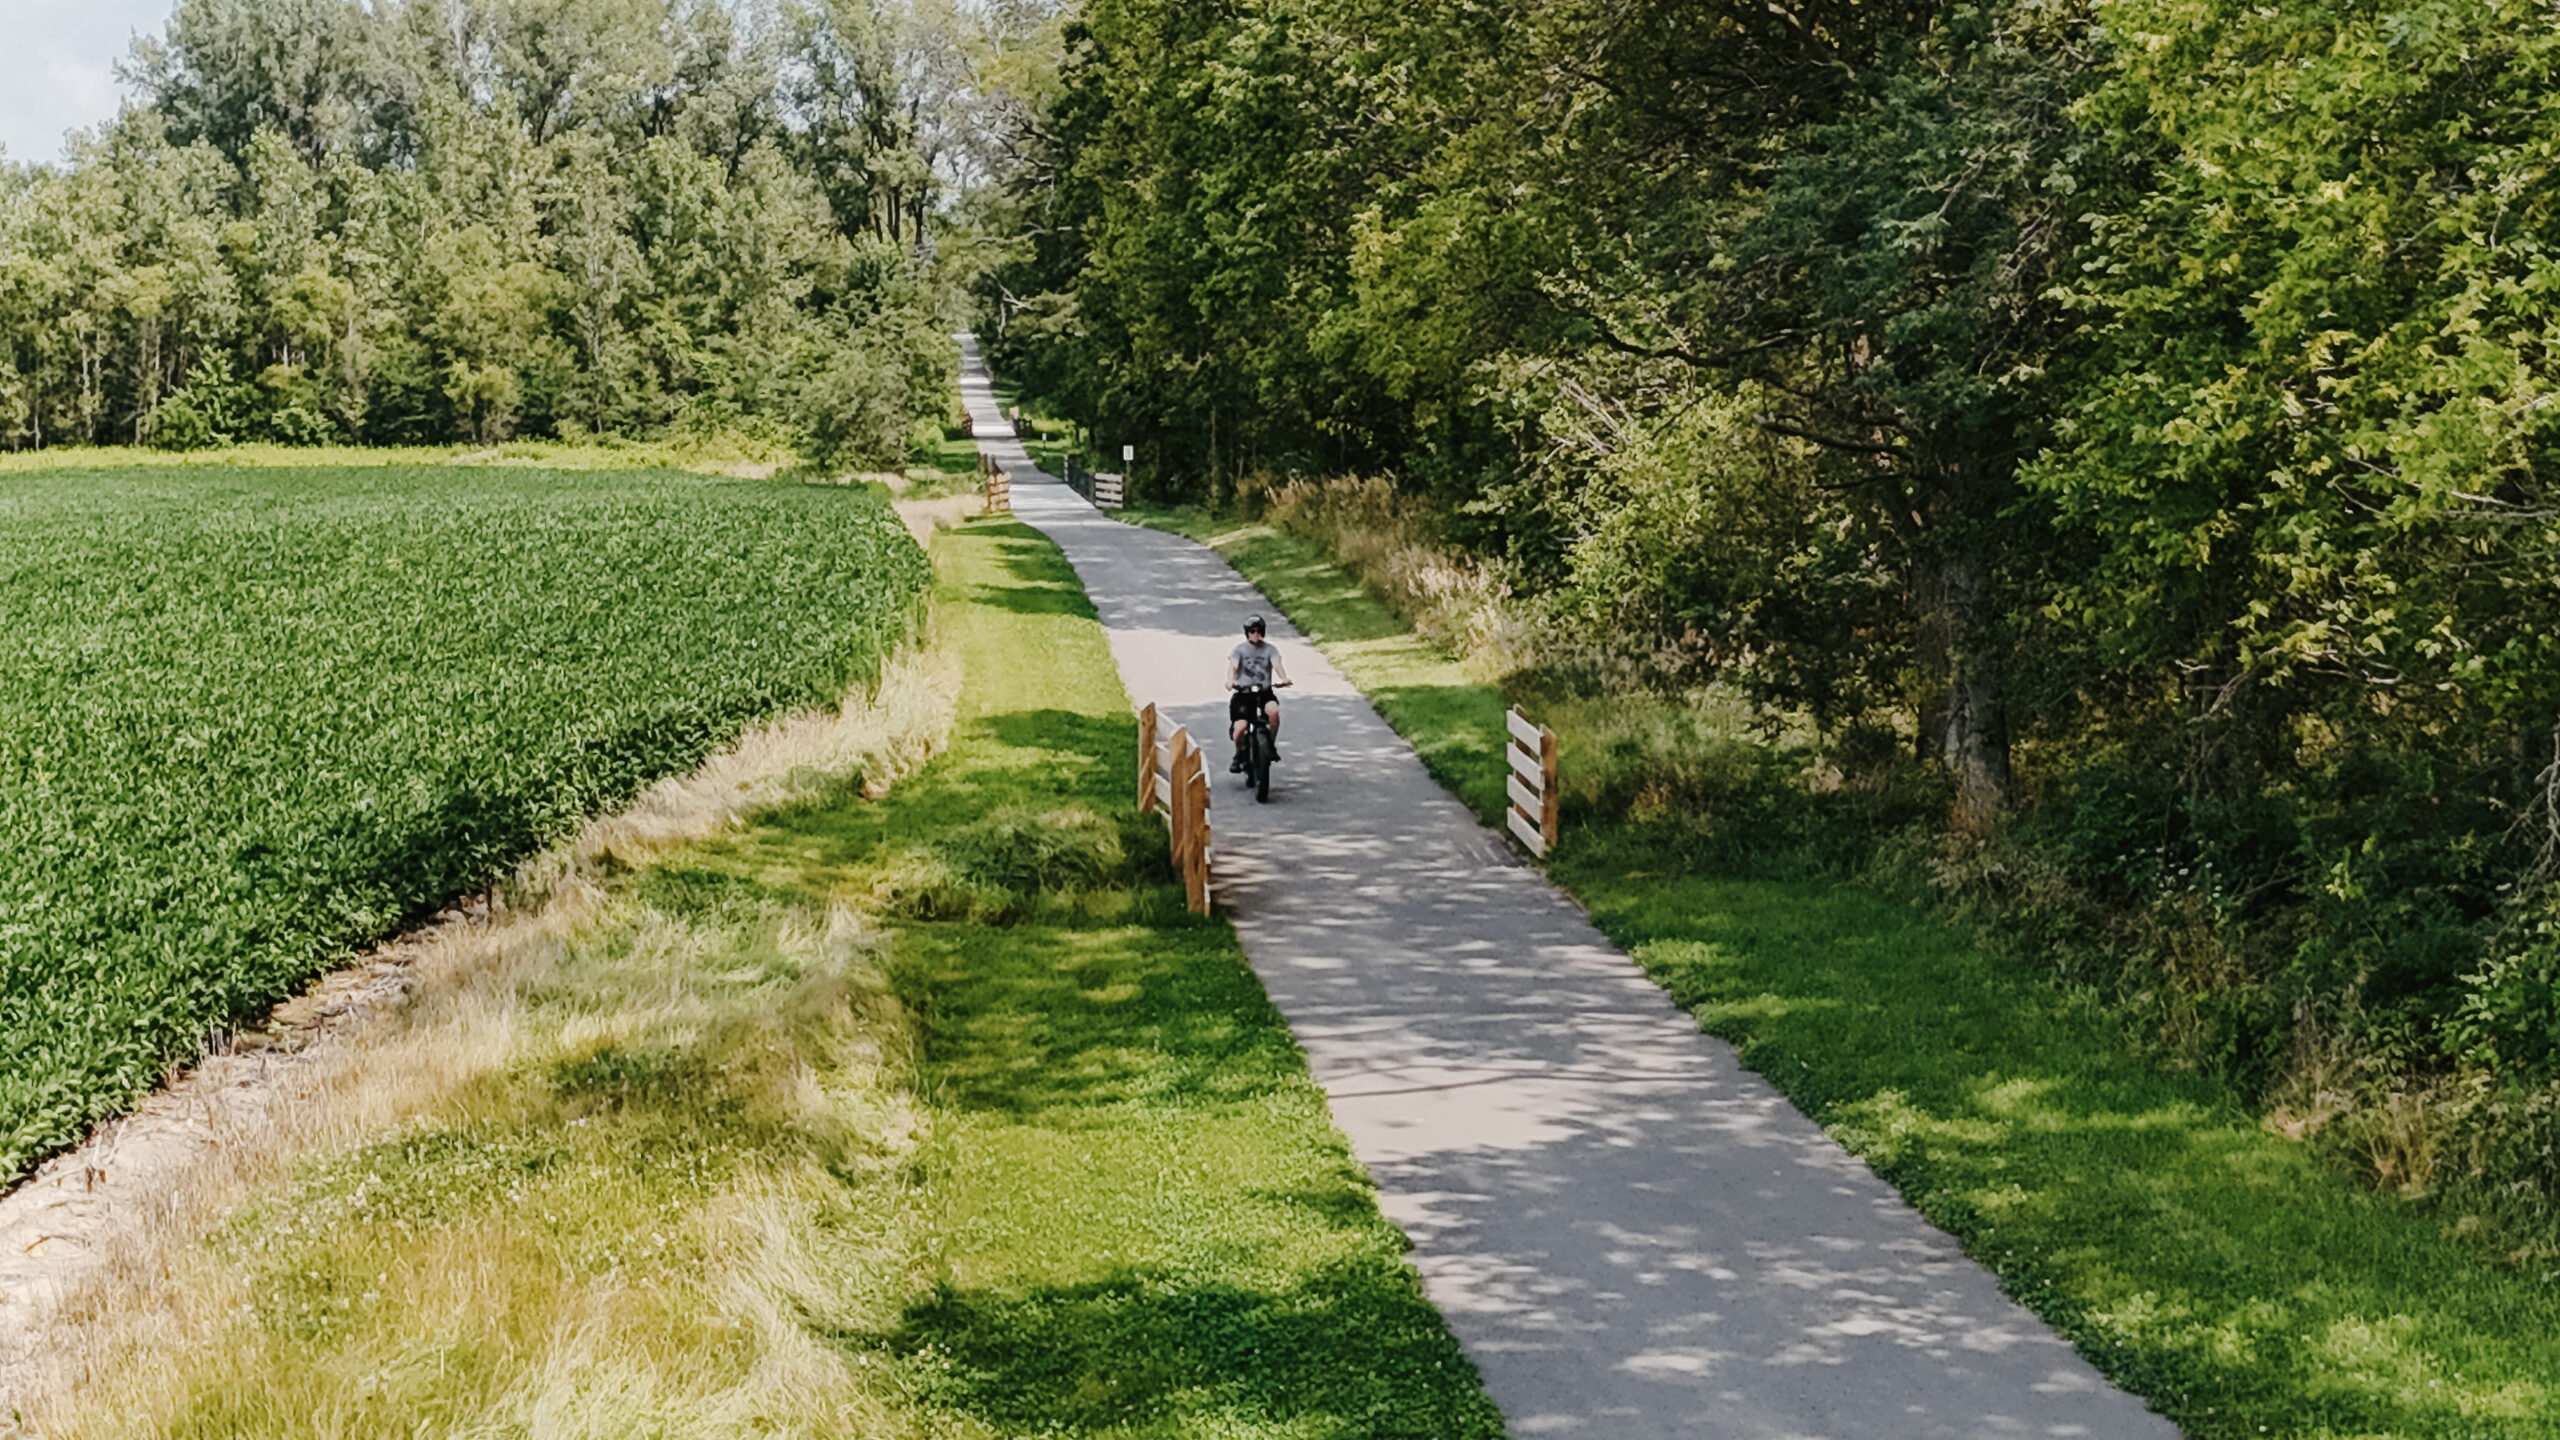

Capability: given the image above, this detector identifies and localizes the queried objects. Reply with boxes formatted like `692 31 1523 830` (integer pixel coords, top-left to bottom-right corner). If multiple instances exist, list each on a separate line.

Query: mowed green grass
0 464 928 1178
678 519 1506 1438
1151 507 2560 1440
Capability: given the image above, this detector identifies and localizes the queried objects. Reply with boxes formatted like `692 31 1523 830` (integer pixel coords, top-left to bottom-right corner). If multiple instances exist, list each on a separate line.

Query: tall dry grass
0 435 801 479
1236 472 1522 677
1231 471 1835 825
0 636 962 1439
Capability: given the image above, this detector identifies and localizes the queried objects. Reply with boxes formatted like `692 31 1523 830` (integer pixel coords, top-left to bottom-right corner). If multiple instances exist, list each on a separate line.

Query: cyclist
1228 614 1292 772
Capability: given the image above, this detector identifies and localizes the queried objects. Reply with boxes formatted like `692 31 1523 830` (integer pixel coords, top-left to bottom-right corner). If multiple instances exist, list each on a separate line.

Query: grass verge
680 516 1505 1439
1137 505 2560 1440
23 515 1501 1440
0 436 804 477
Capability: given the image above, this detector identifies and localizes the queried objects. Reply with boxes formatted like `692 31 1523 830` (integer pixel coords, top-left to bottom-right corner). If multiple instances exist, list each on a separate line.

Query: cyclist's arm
1226 653 1241 691
1273 652 1293 687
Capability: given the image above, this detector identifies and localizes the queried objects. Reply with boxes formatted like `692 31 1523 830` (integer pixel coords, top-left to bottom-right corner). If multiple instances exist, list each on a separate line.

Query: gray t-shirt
1230 638 1279 690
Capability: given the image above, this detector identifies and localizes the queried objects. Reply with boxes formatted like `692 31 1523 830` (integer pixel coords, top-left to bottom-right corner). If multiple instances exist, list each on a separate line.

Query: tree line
982 0 2560 1208
0 0 1046 463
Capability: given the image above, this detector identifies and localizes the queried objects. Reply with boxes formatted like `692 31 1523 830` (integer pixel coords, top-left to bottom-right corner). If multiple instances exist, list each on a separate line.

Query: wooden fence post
1540 724 1560 854
1179 751 1210 914
1138 703 1159 815
1168 727 1196 898
1195 769 1211 912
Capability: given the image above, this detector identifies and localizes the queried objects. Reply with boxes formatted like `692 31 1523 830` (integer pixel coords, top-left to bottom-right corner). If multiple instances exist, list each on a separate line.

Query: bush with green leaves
2454 916 2560 1080
788 300 960 474
0 463 930 1178
146 354 257 450
264 403 338 446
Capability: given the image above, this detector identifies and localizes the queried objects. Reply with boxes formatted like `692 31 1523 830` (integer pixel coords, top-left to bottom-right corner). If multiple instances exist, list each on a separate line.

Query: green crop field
0 464 930 1179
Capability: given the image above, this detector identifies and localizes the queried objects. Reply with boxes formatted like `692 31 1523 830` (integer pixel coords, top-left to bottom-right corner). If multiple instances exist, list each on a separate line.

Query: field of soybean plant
0 464 930 1179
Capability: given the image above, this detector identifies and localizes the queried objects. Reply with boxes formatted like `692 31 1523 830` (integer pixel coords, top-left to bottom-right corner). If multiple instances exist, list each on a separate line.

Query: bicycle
1227 614 1292 804
1236 695 1278 803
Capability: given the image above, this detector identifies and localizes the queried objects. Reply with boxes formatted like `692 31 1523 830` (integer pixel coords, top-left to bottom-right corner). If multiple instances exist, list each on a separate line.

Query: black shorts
1230 687 1277 723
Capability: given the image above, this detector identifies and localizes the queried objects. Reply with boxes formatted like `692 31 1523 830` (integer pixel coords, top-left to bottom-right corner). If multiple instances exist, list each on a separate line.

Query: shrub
1236 471 1521 676
148 353 256 449
147 393 218 450
266 403 338 446
2451 912 2560 1079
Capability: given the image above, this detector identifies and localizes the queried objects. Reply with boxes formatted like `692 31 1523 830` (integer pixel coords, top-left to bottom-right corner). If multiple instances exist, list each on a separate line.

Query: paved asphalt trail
959 340 2177 1439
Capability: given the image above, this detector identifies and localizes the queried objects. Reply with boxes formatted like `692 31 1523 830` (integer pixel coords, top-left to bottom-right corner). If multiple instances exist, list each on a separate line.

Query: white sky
0 0 178 167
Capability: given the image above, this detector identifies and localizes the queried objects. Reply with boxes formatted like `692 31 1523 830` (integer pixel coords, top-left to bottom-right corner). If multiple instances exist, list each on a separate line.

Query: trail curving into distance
959 338 2178 1439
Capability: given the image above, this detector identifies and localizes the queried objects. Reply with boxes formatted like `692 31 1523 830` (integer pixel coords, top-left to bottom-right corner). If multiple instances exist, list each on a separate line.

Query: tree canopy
979 0 2560 1152
0 0 1003 461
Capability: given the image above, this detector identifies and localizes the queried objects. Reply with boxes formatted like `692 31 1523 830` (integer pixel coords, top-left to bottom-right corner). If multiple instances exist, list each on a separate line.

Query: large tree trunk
1912 542 2010 835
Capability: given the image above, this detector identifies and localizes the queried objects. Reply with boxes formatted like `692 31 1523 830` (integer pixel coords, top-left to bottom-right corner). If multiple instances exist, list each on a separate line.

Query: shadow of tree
1555 862 2560 1439
968 527 1102 618
969 579 1094 617
876 1258 1497 1439
899 921 1293 1122
981 707 1128 762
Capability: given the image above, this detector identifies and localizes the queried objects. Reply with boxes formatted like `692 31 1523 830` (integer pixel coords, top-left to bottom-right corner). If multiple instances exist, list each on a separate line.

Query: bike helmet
1244 614 1266 635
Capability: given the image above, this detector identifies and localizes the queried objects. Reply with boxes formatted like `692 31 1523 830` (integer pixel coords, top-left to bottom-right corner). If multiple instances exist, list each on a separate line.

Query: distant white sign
1122 444 1135 463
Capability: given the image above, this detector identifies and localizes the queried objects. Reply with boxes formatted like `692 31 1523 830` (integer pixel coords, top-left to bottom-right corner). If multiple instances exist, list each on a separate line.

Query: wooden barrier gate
1505 706 1559 858
1092 471 1125 508
1137 702 1211 913
978 452 1011 514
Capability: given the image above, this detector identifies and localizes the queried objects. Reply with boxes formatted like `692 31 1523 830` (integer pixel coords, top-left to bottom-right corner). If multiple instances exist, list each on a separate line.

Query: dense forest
0 0 1052 462
980 0 2560 1237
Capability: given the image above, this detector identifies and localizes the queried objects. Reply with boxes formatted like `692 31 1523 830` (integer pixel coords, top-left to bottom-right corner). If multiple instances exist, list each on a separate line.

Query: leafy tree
2024 0 2560 1022
0 0 965 465
121 0 372 166
1001 0 2078 824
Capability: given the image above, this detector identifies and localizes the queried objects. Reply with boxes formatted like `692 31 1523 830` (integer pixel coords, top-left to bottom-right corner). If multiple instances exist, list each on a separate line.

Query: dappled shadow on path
1200 811 2149 1439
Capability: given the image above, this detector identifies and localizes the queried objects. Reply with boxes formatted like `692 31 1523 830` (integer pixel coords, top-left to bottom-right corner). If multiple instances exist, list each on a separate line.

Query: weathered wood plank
1508 773 1541 818
1508 741 1542 783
